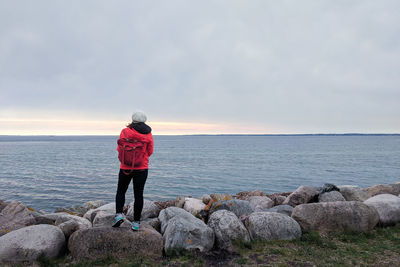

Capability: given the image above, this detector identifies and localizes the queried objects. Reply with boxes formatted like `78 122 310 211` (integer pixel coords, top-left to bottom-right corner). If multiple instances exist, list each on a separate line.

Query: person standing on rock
113 111 154 231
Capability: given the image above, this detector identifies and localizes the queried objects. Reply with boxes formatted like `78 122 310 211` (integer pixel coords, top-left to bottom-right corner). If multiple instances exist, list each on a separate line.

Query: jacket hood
129 122 152 134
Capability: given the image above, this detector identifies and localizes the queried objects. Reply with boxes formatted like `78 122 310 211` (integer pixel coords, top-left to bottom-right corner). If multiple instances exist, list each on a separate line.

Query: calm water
0 135 399 212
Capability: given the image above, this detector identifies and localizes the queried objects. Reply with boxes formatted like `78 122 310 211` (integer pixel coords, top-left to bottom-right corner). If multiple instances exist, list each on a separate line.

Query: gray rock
210 199 254 218
0 201 36 236
83 202 115 222
58 220 81 238
183 198 206 215
283 186 319 207
292 201 379 233
318 183 340 194
338 185 370 201
202 194 211 205
143 217 161 233
207 210 250 250
318 191 346 202
248 196 274 212
175 195 185 208
245 212 301 241
68 224 163 260
0 200 8 212
127 199 160 221
265 205 294 217
158 207 194 234
159 207 214 253
36 212 92 229
0 224 65 262
363 184 400 197
92 211 130 227
364 194 400 226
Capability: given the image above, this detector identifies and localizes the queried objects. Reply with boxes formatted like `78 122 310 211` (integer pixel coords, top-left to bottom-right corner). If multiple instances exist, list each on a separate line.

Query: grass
28 223 400 267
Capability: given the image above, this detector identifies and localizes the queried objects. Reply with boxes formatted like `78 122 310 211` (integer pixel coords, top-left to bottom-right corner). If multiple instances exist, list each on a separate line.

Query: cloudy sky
1 0 399 135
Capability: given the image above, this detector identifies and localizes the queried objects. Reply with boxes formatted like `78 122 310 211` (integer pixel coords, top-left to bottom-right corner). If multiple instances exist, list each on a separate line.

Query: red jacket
117 127 154 170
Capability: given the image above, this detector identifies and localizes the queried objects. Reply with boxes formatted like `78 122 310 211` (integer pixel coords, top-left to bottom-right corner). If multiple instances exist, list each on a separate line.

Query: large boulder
292 201 379 233
338 185 370 201
233 190 264 200
248 196 274 211
127 199 161 221
207 210 250 250
210 199 254 218
159 207 214 253
183 198 206 216
282 186 319 207
363 184 400 197
68 224 163 260
35 212 91 229
265 205 294 217
364 194 400 226
318 191 346 203
71 200 107 216
0 200 8 212
0 201 36 236
210 193 233 202
245 212 301 241
0 224 65 262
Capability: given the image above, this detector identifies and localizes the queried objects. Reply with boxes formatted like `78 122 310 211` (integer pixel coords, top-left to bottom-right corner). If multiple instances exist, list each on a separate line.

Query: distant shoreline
0 133 400 138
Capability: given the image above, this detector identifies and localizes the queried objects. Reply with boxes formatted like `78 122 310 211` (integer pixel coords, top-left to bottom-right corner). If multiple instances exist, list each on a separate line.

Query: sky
0 0 399 135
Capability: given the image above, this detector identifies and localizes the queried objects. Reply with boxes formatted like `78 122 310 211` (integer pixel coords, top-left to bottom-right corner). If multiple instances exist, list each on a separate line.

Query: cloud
0 0 399 133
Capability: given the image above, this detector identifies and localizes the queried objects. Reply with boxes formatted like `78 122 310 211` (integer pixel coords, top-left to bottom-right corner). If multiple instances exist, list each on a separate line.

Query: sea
0 135 399 212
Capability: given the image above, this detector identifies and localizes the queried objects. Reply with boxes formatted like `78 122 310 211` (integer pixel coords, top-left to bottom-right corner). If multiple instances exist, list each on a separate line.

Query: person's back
113 111 154 231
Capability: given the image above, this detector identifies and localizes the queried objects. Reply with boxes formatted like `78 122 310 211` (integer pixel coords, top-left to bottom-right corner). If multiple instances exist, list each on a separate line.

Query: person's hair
127 122 136 129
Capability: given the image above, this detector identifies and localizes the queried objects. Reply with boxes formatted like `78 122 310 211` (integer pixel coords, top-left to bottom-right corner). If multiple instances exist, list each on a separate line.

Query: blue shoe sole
112 218 124 227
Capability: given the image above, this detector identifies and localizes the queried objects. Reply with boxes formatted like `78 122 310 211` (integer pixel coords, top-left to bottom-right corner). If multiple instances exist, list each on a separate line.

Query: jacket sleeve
147 134 154 156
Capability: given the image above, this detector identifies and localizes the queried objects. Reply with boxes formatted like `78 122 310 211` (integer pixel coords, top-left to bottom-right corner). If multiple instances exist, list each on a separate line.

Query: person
113 111 154 231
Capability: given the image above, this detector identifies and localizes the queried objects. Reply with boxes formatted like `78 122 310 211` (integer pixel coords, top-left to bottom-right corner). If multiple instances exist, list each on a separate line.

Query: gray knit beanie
131 111 147 123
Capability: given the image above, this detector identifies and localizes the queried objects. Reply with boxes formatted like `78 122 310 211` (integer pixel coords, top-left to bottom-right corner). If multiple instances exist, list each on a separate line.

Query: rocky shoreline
0 182 399 263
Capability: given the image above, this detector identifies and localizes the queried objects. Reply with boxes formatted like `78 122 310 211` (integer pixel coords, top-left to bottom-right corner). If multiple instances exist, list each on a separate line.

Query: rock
233 190 264 200
283 186 319 207
54 207 78 215
154 200 175 210
83 202 115 222
143 217 161 233
0 200 8 212
68 224 163 260
210 199 254 218
71 200 106 216
248 196 274 211
265 205 294 217
210 193 233 202
202 194 211 205
183 198 206 215
127 199 161 221
92 211 130 228
318 183 340 194
159 207 214 253
338 185 370 201
0 224 65 262
0 201 36 236
207 210 250 250
175 195 185 208
318 191 346 202
364 194 400 226
245 212 301 241
266 192 292 206
292 201 379 233
35 212 91 229
363 184 400 197
58 220 81 238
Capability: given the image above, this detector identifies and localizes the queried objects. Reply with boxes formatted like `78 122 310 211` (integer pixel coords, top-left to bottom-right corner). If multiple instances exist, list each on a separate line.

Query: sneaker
131 221 140 231
112 213 124 227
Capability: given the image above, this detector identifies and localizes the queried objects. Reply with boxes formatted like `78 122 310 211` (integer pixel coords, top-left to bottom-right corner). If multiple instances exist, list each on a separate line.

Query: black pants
115 169 148 221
